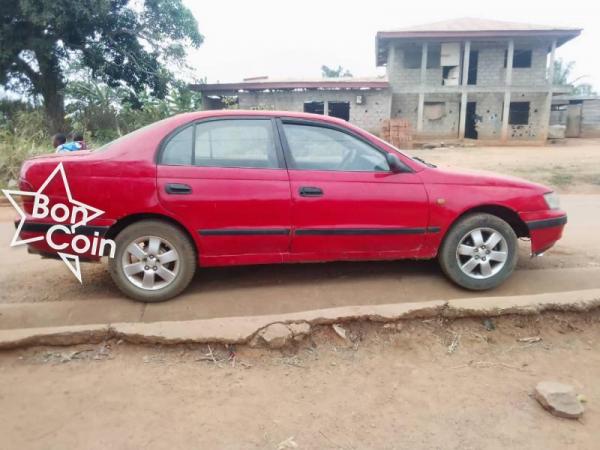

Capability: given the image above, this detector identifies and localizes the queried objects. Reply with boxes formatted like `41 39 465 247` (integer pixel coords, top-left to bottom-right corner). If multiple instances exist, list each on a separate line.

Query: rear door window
161 125 194 165
160 119 280 169
194 119 279 169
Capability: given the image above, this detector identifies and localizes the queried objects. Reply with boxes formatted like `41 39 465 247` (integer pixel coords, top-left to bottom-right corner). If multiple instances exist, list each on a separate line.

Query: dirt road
2 142 600 450
1 311 599 450
0 194 599 328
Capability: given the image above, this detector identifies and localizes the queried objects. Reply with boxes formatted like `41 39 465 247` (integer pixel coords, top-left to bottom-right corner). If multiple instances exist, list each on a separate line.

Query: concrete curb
1 289 599 350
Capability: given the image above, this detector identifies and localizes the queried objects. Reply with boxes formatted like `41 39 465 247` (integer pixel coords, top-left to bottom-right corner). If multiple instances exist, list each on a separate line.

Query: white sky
183 0 600 90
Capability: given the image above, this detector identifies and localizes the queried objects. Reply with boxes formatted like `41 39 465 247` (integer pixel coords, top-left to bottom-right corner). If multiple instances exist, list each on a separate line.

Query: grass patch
582 174 600 186
548 172 575 187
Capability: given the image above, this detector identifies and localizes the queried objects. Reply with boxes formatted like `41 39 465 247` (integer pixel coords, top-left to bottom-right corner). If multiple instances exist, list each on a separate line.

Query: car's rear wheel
109 220 196 302
438 213 518 290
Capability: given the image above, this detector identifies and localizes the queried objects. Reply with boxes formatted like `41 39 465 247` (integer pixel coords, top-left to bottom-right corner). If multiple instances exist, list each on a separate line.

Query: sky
183 0 600 90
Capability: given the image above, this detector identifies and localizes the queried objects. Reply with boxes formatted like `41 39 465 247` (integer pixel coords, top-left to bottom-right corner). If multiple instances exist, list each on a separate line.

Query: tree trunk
42 87 66 133
36 49 66 133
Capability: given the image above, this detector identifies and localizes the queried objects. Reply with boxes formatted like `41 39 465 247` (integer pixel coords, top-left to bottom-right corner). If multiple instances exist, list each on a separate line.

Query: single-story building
192 77 391 135
551 95 600 138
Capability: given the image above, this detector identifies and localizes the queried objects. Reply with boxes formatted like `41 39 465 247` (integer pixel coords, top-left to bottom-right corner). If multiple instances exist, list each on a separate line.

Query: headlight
543 192 560 210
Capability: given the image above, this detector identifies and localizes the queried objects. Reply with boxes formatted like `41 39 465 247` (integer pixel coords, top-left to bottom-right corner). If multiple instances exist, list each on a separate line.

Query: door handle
165 183 192 195
299 186 323 197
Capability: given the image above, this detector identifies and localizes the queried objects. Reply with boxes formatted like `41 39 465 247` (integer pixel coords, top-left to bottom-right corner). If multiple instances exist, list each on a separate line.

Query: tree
553 58 597 95
0 0 203 132
321 65 353 78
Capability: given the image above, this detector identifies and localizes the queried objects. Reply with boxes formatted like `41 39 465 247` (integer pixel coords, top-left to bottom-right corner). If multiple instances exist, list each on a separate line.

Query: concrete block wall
581 100 600 138
386 46 441 90
422 94 461 138
385 39 552 141
469 92 547 140
237 89 391 135
473 43 548 87
471 93 504 139
508 93 547 140
391 93 418 128
388 41 550 90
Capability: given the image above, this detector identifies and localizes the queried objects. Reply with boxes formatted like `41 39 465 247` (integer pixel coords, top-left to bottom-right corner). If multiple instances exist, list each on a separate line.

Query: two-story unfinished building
192 18 582 144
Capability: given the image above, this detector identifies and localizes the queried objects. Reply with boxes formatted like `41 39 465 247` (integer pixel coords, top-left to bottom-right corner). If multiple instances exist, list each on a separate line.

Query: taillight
18 178 36 213
19 178 34 192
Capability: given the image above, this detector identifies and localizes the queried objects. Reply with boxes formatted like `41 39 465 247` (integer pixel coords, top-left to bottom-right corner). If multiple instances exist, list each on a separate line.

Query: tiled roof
376 17 581 66
380 17 580 33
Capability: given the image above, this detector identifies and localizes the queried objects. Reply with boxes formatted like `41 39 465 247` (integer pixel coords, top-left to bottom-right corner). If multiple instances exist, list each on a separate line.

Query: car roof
172 109 351 127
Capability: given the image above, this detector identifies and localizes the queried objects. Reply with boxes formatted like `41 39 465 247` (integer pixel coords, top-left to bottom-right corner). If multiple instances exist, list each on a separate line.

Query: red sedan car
17 110 566 302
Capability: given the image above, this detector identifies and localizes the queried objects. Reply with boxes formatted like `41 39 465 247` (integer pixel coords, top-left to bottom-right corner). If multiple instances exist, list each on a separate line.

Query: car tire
109 220 197 302
438 213 518 291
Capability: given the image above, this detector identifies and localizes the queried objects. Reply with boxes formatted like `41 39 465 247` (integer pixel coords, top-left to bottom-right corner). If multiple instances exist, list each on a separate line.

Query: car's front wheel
438 213 518 290
109 220 197 302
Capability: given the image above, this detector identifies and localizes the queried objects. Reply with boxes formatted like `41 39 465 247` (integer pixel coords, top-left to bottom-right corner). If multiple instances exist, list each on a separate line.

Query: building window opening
504 49 532 68
508 102 530 125
403 45 441 69
424 102 446 121
404 48 422 69
467 50 478 85
328 101 350 121
304 101 324 115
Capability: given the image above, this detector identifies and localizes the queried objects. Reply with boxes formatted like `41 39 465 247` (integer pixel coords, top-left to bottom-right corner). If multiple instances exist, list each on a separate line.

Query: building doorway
328 101 350 121
566 102 583 137
465 102 478 139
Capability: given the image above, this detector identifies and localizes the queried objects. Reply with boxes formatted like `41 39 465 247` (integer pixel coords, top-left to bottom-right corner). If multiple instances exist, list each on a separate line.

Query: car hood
419 166 551 193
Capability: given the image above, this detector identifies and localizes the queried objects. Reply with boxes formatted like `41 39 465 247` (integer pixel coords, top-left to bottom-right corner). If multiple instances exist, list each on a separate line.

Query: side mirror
386 152 409 173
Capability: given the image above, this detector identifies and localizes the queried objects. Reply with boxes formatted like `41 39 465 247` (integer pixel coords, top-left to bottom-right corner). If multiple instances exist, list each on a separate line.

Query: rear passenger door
157 118 292 263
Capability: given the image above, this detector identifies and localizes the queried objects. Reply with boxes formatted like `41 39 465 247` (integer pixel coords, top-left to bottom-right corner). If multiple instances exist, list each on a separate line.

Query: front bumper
521 210 567 255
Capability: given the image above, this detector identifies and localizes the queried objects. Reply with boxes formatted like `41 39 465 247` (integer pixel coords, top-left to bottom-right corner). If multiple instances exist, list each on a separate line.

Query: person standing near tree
72 131 87 150
55 132 83 153
52 133 67 151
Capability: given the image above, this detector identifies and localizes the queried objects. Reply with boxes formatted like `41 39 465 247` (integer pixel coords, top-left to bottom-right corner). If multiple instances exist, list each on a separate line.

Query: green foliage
553 59 597 95
0 105 50 187
0 77 204 187
0 0 203 130
321 65 353 78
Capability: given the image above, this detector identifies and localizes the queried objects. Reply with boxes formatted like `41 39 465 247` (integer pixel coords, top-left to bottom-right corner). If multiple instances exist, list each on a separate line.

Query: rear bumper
15 220 110 261
521 210 567 255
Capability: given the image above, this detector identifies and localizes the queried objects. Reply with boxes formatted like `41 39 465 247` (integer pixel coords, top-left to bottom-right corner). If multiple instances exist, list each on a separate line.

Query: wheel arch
444 204 529 240
104 213 198 255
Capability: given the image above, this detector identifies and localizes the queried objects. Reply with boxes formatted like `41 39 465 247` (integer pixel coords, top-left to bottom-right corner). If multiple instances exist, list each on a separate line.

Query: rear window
159 119 280 169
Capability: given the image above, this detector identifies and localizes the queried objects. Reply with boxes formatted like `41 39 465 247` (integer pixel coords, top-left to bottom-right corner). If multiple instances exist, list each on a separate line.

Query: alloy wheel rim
121 235 180 290
455 227 509 280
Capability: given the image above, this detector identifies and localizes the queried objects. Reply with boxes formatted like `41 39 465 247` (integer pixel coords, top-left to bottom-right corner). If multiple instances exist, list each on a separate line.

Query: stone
482 318 495 331
548 124 566 139
288 322 311 341
255 323 293 349
332 324 349 340
534 381 585 419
